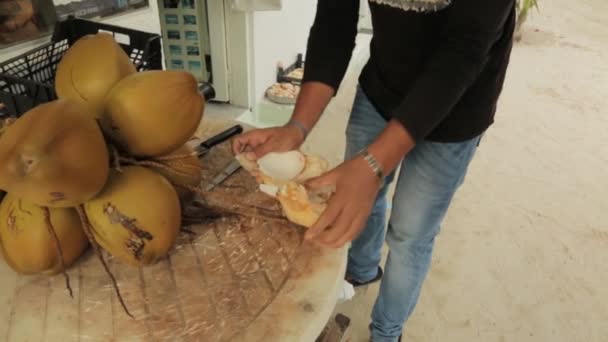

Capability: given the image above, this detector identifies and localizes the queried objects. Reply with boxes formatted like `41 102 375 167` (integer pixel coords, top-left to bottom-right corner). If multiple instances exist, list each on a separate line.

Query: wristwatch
358 148 385 186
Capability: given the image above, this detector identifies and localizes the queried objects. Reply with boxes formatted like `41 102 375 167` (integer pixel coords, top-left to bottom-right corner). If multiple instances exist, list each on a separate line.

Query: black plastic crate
0 16 162 117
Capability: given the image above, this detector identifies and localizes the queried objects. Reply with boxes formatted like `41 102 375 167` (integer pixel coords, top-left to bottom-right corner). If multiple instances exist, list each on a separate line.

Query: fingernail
245 152 256 160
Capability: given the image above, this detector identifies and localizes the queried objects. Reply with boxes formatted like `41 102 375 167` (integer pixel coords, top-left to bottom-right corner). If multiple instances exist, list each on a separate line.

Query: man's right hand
231 124 305 160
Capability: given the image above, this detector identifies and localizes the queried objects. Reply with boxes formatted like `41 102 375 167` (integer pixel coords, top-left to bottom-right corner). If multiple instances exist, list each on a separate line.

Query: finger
317 205 356 246
305 197 343 240
232 130 271 155
231 133 253 155
252 140 282 159
305 169 338 191
310 238 333 249
231 135 245 155
334 213 367 248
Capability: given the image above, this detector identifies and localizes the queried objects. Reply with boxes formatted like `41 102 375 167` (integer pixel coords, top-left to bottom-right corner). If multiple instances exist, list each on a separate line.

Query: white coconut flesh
257 150 306 181
259 183 279 197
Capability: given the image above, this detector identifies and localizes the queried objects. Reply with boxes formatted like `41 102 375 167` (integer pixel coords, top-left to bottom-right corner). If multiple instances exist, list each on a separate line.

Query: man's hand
303 119 415 248
231 125 304 160
303 156 381 248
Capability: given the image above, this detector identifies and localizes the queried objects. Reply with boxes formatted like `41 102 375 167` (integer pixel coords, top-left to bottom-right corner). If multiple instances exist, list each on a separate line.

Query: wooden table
0 119 347 342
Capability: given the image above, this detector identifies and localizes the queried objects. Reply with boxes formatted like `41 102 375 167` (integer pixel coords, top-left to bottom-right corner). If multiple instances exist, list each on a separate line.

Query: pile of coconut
0 32 334 318
0 33 219 318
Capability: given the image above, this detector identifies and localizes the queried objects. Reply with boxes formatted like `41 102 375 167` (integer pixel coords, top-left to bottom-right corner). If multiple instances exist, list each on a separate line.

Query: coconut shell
0 99 110 207
84 166 181 266
276 182 329 228
103 70 205 157
0 193 89 275
55 32 136 119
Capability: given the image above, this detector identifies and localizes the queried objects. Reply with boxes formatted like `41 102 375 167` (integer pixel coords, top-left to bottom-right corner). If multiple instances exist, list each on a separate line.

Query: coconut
84 166 181 266
0 193 88 275
149 144 202 207
0 99 109 207
103 70 205 157
55 32 136 119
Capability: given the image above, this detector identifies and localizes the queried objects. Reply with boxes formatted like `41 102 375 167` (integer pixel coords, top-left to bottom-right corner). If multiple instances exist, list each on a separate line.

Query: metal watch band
359 149 384 182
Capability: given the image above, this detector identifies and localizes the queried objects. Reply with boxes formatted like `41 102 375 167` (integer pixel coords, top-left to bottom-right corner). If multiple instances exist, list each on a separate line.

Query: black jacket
302 0 517 142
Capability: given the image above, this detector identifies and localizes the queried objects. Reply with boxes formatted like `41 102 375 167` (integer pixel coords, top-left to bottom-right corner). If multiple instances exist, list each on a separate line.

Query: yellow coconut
0 117 16 136
55 32 136 118
0 193 89 275
149 144 202 207
0 99 109 207
84 166 181 266
103 70 204 157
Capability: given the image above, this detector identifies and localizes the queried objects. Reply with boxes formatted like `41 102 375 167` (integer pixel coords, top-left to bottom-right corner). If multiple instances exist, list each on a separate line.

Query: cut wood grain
78 253 114 341
0 261 18 342
7 275 49 342
45 268 80 342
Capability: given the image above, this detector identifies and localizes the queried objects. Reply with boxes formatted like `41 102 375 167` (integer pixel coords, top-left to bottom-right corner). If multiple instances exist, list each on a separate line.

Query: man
232 0 516 340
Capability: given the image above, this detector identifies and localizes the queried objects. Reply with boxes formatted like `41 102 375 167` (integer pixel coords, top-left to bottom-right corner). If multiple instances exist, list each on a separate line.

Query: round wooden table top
0 118 347 342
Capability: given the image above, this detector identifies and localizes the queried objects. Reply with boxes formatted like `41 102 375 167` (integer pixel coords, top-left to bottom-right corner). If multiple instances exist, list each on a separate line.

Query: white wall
250 0 316 105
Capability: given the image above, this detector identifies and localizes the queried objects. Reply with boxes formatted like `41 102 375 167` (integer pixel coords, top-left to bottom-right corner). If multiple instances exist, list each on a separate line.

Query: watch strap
358 149 384 183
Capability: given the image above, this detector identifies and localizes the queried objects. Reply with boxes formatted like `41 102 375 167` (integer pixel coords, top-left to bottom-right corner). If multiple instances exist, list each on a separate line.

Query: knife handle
199 124 243 150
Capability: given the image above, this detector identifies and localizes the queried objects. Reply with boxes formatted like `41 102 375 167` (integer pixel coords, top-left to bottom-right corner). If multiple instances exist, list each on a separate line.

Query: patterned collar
369 0 452 12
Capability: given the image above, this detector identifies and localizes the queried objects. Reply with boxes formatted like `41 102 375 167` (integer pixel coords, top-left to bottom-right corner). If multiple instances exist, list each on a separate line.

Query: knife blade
204 159 242 191
195 124 243 157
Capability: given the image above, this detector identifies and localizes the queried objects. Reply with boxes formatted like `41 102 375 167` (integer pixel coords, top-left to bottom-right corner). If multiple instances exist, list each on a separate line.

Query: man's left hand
304 156 381 248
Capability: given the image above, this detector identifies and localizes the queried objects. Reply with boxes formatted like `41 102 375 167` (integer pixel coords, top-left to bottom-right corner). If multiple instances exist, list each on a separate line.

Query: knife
204 159 242 191
195 124 243 157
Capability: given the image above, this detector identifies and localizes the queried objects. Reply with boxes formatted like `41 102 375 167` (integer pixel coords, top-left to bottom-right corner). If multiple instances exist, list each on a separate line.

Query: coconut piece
276 182 329 228
235 153 259 173
259 183 279 197
294 154 330 182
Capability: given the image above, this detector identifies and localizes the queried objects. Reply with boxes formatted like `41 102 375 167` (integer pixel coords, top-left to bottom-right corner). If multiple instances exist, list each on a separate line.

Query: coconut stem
111 145 123 172
189 199 287 224
119 157 194 178
76 205 134 319
153 151 198 161
42 207 73 298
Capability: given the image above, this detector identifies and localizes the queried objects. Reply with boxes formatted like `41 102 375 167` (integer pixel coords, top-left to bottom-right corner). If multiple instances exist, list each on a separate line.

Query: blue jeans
344 86 481 342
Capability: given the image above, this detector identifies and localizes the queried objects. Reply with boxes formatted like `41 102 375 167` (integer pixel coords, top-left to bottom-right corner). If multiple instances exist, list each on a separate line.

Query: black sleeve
301 0 360 92
391 0 515 142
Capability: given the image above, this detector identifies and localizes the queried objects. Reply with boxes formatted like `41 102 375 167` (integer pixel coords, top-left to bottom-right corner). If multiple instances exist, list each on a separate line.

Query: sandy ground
303 0 608 341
